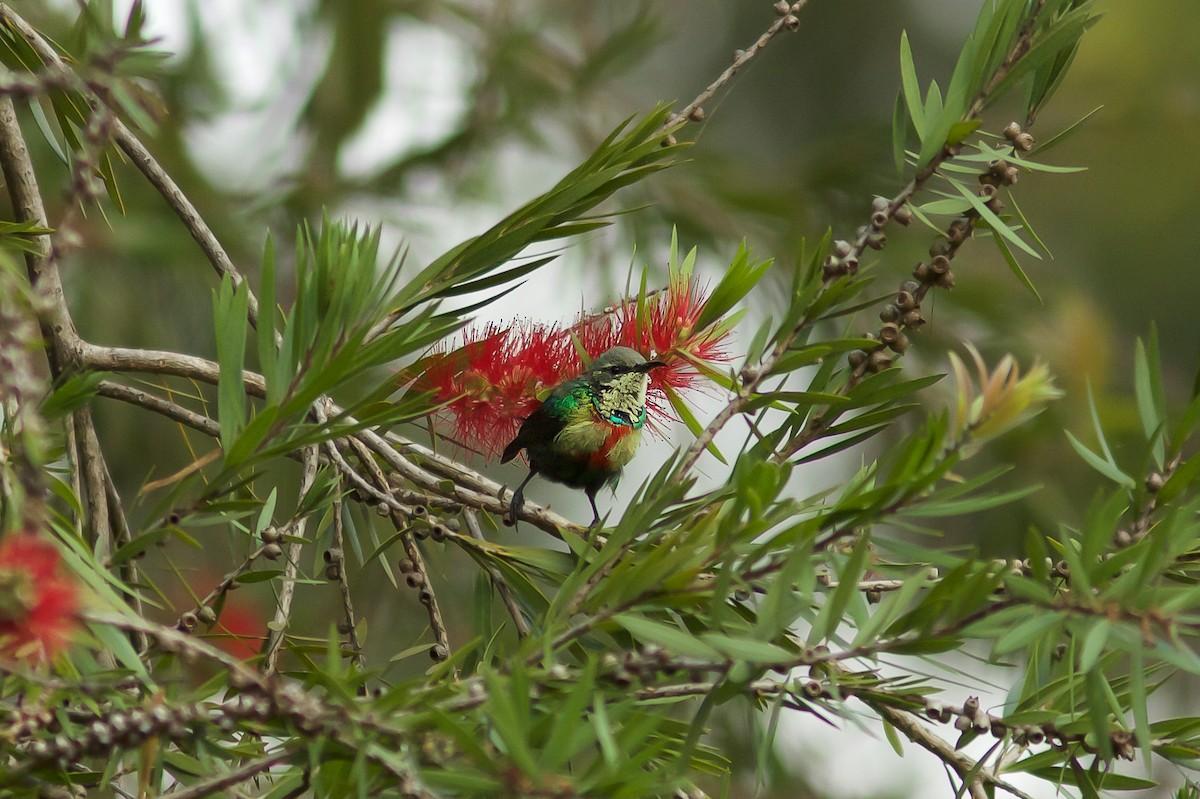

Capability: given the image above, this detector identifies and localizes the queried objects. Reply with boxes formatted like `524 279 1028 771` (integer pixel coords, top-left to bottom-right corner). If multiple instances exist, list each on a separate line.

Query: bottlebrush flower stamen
0 534 80 663
419 274 731 457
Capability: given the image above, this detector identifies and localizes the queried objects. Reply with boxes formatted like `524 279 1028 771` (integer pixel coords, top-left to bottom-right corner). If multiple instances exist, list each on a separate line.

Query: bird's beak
639 361 667 372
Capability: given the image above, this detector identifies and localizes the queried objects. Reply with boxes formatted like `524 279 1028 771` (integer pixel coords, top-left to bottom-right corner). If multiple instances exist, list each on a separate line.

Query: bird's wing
499 394 563 463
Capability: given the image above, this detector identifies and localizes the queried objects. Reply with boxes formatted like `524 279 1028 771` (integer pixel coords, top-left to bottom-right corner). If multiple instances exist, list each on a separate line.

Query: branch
174 540 272 638
72 407 113 560
0 92 78 359
870 703 1029 799
330 492 366 670
85 342 574 535
361 426 575 538
81 343 266 395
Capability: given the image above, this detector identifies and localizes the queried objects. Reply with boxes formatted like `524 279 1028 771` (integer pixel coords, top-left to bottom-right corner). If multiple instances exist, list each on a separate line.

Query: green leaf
898 31 925 140
945 119 982 146
916 198 974 216
431 255 556 298
902 483 1041 517
88 619 151 681
1033 105 1103 155
793 425 895 465
1026 767 1154 792
214 276 250 455
664 382 725 465
882 715 905 756
1005 191 1053 257
993 230 1042 303
541 658 597 771
1085 669 1115 760
692 241 772 333
700 633 794 665
1078 619 1110 671
483 669 539 778
257 233 280 400
1129 646 1151 770
811 533 872 644
1159 449 1200 505
916 79 949 167
993 610 1064 655
613 613 722 659
952 180 1041 259
1133 332 1167 467
1065 431 1135 488
40 371 106 418
235 569 284 584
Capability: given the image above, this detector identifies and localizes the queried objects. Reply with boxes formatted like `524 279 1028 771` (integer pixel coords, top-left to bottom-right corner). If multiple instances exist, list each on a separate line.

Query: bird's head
584 346 665 400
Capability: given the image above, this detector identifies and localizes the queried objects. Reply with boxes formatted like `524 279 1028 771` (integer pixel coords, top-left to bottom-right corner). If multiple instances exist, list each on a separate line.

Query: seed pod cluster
850 126 1026 375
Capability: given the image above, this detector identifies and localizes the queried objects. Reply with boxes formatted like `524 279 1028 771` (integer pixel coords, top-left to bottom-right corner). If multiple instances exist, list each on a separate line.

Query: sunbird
501 346 665 526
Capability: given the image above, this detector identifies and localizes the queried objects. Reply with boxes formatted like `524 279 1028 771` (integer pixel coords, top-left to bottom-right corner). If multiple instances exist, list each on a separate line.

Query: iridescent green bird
501 346 665 527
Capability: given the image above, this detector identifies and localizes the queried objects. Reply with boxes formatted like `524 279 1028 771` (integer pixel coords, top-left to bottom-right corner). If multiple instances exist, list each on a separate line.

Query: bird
501 346 665 527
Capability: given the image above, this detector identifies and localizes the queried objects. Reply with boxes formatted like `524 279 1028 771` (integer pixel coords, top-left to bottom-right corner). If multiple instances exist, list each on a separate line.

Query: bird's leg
508 471 536 528
586 490 601 528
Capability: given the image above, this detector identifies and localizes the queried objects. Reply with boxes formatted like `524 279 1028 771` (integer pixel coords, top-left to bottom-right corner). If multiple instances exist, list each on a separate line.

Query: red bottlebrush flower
184 572 268 660
418 270 731 455
0 534 80 663
211 602 267 660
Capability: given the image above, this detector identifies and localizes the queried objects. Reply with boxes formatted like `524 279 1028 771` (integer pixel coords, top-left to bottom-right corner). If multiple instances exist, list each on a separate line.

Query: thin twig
96 380 221 438
166 751 292 799
86 609 267 688
174 543 269 630
322 436 419 516
262 445 321 674
330 492 366 669
668 1 808 129
463 508 530 638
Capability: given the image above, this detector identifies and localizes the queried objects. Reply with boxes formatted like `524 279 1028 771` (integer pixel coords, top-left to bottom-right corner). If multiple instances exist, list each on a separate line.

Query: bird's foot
506 487 526 529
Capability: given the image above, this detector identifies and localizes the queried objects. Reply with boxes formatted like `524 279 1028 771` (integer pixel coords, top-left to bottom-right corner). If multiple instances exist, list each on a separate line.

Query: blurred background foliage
10 1 1200 794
